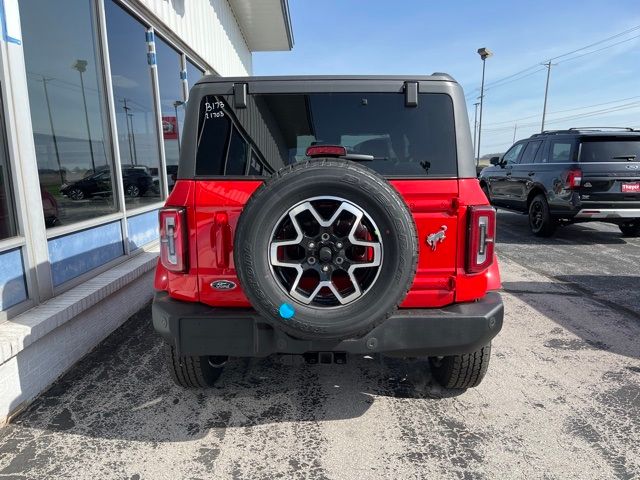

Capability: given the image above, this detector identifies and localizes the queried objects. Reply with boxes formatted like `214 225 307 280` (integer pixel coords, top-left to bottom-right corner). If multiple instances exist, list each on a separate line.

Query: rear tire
528 194 556 237
619 220 640 237
125 184 141 198
68 188 85 201
429 343 491 389
168 346 227 388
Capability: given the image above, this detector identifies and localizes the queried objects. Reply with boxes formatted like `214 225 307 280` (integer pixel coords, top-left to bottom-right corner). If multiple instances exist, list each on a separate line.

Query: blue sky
254 0 640 156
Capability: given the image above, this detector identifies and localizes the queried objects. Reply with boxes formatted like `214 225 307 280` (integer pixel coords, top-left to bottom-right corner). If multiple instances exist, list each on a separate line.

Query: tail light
565 168 583 189
306 145 347 158
466 205 496 274
159 207 188 272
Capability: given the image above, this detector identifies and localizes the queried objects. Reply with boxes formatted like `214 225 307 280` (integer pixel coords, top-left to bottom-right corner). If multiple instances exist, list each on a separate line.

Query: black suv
61 167 153 200
479 128 640 236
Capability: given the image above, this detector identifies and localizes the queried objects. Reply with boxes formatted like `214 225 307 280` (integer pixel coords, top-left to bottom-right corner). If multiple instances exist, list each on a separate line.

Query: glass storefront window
186 59 204 93
20 0 118 228
0 86 17 239
156 36 184 173
105 0 161 207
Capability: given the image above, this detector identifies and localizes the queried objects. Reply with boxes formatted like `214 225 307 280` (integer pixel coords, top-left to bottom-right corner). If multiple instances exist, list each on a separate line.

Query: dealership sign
162 116 178 140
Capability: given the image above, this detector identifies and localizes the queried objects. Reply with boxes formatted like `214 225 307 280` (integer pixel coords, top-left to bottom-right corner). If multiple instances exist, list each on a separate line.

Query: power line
484 67 546 92
483 95 640 126
549 24 640 61
465 24 640 97
481 102 640 133
555 33 640 65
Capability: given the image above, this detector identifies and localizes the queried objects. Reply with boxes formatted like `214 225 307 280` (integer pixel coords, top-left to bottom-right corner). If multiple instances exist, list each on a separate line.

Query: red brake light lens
466 205 496 274
305 145 347 158
565 168 583 189
159 207 188 273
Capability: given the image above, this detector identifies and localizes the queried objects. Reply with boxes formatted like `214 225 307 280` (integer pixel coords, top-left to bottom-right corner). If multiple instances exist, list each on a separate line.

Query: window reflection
156 36 184 179
105 0 161 206
0 86 18 238
21 0 117 227
186 60 204 93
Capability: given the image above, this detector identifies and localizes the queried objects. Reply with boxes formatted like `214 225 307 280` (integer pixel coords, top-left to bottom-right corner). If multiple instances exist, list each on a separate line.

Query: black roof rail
529 127 639 139
568 127 635 131
529 130 574 137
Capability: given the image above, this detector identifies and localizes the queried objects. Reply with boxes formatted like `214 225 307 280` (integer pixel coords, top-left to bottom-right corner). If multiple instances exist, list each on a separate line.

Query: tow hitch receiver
303 352 348 364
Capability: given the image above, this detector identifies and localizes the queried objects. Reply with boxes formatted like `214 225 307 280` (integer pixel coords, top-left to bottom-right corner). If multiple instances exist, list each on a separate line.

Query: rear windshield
195 93 457 177
579 138 640 162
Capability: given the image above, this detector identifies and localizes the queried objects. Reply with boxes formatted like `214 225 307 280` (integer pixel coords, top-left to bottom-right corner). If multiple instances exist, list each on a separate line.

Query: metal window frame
0 0 53 307
0 0 213 319
112 0 212 78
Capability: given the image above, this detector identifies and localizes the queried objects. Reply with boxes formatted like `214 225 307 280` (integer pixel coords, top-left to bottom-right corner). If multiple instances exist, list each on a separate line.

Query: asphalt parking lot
0 211 639 480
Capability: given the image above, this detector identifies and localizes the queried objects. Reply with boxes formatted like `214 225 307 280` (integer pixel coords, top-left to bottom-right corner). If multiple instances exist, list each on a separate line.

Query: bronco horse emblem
426 225 448 251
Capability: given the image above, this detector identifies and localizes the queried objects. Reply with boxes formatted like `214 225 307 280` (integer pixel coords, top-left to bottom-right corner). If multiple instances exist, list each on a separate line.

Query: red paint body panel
390 180 458 308
195 181 261 307
156 177 502 309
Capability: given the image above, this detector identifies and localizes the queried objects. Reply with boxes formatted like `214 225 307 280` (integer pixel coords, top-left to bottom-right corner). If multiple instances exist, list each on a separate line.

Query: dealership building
0 0 293 422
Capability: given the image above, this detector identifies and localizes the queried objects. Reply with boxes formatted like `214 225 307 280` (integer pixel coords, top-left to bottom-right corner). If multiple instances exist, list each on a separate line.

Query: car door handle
528 171 535 176
213 212 232 268
506 172 512 176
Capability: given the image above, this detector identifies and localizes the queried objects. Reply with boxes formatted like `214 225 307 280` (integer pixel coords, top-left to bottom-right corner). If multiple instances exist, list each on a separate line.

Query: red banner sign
162 116 178 140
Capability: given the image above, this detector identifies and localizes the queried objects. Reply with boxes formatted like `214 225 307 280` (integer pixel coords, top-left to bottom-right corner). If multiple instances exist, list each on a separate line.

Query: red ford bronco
152 75 503 391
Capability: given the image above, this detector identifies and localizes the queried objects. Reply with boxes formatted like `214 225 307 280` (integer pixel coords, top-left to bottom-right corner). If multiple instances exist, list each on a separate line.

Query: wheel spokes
269 197 383 306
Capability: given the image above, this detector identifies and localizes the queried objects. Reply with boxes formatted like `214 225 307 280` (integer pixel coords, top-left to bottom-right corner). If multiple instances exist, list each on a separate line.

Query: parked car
479 128 640 236
152 75 503 391
60 167 153 200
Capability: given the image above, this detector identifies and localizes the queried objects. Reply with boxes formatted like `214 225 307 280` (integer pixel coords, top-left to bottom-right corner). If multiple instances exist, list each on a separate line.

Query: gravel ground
0 211 638 480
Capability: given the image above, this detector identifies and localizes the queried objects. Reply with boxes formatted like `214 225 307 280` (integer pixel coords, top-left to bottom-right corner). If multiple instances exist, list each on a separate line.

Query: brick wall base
0 270 154 425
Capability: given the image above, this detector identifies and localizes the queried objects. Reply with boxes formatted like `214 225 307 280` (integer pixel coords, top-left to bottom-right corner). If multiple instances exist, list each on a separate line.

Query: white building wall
134 0 252 75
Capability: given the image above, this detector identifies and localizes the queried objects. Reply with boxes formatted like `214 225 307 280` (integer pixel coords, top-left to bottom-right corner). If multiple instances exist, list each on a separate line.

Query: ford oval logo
626 165 639 170
211 280 237 290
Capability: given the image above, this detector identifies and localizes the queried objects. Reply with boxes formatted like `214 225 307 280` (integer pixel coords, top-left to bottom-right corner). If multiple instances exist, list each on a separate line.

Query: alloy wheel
529 200 543 232
269 196 383 307
126 185 140 198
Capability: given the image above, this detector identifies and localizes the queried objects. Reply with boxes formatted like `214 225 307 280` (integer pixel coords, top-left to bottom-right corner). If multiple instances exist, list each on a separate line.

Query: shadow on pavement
495 212 628 246
502 280 640 361
0 306 463 445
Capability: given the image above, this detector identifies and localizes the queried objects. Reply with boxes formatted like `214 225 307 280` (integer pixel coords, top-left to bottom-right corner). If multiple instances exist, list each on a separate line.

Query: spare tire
234 159 418 340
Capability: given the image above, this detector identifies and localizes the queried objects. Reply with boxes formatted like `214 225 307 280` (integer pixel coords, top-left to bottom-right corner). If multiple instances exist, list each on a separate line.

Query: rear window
579 138 640 163
195 93 457 177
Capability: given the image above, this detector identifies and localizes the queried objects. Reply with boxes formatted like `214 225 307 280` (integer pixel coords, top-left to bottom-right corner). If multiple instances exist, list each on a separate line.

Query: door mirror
489 156 500 166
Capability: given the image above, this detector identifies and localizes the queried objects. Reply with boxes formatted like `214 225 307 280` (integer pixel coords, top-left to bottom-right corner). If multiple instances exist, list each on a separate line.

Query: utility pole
40 76 64 185
472 102 480 155
541 61 554 132
127 112 138 165
513 123 518 143
121 98 135 165
477 47 493 165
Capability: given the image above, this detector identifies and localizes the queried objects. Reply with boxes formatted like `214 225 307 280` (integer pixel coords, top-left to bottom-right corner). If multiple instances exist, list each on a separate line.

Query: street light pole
513 122 518 143
472 101 480 155
541 61 553 132
477 47 493 165
73 59 96 173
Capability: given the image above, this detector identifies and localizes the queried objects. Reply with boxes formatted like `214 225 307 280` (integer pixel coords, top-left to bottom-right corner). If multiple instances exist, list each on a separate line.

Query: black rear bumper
152 291 503 357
